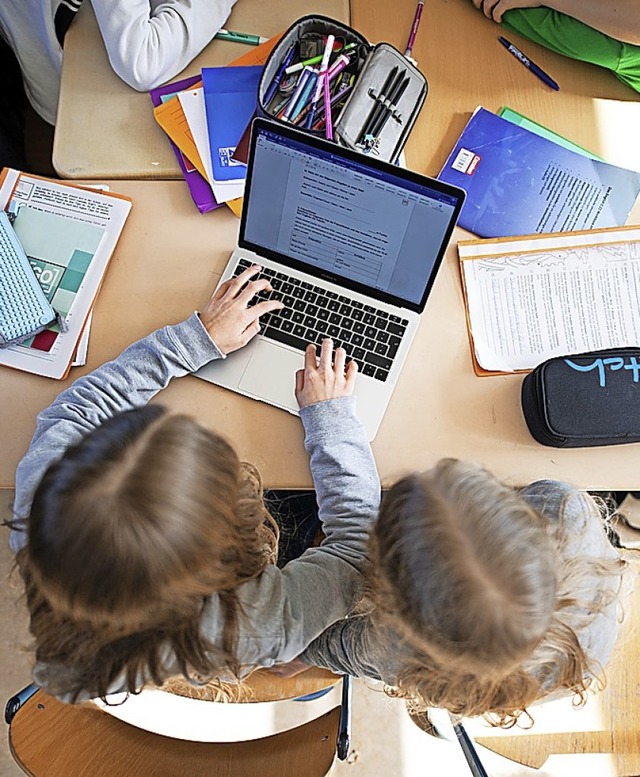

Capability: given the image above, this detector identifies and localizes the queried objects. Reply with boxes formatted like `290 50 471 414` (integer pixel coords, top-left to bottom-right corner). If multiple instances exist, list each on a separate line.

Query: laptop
196 118 465 440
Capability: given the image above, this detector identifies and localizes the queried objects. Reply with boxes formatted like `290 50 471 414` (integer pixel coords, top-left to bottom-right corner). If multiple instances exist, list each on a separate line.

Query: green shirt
499 7 640 93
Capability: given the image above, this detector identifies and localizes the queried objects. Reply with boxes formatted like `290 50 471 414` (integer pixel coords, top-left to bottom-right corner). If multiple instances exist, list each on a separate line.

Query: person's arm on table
472 0 640 45
89 0 237 91
11 266 280 551
216 340 382 668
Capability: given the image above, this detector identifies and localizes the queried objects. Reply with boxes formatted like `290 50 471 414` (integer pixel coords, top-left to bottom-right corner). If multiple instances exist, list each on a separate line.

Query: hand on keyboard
232 257 408 383
200 264 284 354
295 338 358 409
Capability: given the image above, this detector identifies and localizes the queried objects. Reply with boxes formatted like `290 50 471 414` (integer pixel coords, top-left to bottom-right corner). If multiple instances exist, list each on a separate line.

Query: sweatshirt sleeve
201 395 382 668
89 0 237 91
11 314 222 552
299 616 390 682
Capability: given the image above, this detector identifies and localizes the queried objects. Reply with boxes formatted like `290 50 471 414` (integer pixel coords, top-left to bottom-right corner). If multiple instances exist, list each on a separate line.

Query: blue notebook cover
437 107 640 238
202 65 262 182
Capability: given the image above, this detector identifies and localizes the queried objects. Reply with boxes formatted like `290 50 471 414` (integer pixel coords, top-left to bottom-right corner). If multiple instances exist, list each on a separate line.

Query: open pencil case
256 15 428 164
521 348 640 447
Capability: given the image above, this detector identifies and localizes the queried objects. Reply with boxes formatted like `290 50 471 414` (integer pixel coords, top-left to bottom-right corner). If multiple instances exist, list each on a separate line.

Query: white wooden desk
2 179 639 489
353 0 640 177
53 0 349 178
6 0 640 488
54 0 640 178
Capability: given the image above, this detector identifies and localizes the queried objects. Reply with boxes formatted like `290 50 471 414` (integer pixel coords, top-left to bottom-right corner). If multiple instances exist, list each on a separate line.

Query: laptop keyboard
232 258 409 383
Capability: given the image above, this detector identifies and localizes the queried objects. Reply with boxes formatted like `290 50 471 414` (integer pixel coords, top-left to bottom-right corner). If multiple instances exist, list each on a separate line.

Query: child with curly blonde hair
298 459 625 726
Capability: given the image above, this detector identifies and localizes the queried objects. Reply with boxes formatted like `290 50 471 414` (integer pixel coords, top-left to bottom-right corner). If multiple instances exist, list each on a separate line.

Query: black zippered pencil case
256 15 427 164
521 348 640 447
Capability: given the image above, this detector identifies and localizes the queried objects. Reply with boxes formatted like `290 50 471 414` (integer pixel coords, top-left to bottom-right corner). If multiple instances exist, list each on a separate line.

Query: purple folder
149 76 221 214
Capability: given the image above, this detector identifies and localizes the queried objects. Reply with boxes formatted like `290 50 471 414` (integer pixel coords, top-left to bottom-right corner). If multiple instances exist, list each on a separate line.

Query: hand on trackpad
238 345 303 413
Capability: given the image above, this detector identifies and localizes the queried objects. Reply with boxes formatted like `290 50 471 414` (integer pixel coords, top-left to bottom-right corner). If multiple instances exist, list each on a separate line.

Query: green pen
285 42 357 75
215 29 269 46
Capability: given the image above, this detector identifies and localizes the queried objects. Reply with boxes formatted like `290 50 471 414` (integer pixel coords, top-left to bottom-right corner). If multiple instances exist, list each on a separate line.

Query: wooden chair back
8 670 343 777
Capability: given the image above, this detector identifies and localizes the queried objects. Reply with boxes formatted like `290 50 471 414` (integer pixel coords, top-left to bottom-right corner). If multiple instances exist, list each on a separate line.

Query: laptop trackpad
238 344 303 413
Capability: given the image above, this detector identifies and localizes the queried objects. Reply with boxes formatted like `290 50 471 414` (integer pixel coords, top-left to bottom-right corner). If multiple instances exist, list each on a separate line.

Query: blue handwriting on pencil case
564 356 640 387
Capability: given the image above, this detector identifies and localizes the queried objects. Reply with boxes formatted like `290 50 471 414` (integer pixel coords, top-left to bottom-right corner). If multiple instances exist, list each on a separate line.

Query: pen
290 69 319 122
286 42 357 75
311 86 353 130
369 74 409 138
306 34 335 130
215 29 268 46
323 71 333 140
326 53 352 83
404 0 425 59
264 43 297 106
282 66 313 122
358 66 398 144
498 36 559 91
299 81 353 127
302 53 352 126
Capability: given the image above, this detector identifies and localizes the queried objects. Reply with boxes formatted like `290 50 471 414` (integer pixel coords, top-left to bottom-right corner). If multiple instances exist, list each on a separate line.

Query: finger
319 338 333 371
239 318 262 347
304 343 318 371
333 345 347 375
238 277 272 306
491 1 508 21
295 368 305 396
345 358 359 390
209 276 236 303
247 299 284 320
483 0 499 18
227 265 262 296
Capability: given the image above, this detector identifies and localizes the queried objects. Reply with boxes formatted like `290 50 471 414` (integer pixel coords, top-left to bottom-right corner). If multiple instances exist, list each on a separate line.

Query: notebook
196 118 465 440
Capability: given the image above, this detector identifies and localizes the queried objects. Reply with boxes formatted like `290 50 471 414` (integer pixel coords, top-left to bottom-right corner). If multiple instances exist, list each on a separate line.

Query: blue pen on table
215 28 268 46
264 43 297 106
498 36 559 91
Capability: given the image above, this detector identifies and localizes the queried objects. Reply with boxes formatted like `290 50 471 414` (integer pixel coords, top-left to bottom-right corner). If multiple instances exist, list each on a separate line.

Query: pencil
358 66 398 144
369 74 410 138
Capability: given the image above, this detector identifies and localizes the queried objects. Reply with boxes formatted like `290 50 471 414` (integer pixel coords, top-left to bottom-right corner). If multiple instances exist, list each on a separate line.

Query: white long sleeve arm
90 0 237 91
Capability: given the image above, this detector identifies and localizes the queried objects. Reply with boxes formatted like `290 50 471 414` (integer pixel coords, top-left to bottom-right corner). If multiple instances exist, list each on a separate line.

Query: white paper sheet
0 169 131 379
459 227 640 372
177 88 244 203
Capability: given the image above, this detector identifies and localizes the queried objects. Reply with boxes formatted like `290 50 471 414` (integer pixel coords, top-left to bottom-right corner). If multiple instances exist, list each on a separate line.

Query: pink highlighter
323 72 333 139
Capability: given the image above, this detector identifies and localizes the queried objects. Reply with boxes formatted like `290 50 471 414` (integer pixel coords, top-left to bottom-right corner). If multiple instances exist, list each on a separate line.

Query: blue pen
290 69 319 122
264 43 297 106
282 67 313 122
498 37 559 91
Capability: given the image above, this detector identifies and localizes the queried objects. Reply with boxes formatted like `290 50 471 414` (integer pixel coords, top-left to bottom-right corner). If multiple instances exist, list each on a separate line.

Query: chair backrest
8 671 345 777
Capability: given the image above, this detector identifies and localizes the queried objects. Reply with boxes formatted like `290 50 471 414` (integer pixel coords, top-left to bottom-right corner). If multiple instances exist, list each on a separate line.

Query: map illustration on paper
12 205 105 352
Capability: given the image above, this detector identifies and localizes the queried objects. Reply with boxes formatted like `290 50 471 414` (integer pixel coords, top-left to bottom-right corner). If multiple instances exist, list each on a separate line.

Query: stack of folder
436 105 640 238
150 35 281 218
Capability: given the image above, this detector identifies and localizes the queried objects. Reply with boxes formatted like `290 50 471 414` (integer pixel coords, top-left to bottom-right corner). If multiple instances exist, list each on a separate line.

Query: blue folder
437 106 640 238
202 65 263 182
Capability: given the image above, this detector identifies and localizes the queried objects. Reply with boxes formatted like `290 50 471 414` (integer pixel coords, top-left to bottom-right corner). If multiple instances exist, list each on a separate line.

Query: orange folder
152 34 282 188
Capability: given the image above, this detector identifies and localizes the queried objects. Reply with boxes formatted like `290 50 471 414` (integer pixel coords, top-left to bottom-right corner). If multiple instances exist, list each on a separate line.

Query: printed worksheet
459 226 640 373
0 169 131 378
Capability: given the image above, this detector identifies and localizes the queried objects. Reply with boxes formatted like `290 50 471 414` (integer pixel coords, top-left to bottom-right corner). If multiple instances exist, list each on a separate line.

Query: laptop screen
240 119 465 312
